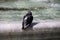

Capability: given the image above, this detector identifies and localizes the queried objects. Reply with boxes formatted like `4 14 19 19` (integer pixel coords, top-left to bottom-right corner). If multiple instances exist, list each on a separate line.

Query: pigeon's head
27 10 32 15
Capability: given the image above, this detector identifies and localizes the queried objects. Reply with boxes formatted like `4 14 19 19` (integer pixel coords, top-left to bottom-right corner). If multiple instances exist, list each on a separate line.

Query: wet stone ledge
0 28 60 40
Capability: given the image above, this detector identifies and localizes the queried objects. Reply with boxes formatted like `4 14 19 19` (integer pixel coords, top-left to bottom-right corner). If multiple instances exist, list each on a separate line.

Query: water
0 0 60 40
0 0 60 21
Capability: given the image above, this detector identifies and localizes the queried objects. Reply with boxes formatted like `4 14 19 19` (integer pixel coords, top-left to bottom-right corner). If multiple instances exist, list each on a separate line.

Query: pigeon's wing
26 15 33 24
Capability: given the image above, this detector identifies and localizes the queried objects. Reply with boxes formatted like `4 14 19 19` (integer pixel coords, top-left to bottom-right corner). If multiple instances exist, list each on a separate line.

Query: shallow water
0 0 60 21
